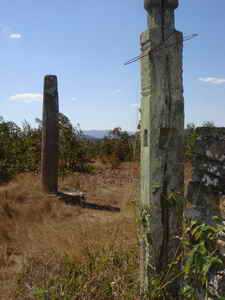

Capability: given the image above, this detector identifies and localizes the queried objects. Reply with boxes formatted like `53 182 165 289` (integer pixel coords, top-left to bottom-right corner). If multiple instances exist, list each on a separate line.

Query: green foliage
0 114 93 183
185 123 198 161
141 204 225 299
185 121 217 160
202 121 215 128
99 127 139 168
58 114 91 174
181 218 225 299
0 116 139 182
0 118 41 182
138 191 225 299
1 118 217 181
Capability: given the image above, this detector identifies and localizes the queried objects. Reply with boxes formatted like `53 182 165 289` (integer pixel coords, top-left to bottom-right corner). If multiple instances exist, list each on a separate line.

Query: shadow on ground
57 191 121 212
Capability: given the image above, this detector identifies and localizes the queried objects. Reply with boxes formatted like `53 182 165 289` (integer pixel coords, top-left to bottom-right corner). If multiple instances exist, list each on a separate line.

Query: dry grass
16 244 139 300
0 162 194 299
0 163 139 299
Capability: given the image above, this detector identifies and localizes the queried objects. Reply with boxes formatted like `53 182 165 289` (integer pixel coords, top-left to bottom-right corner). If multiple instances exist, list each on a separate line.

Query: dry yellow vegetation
0 163 139 299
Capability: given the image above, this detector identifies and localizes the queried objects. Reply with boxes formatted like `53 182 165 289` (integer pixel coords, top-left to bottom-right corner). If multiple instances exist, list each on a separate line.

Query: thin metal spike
124 53 149 66
124 33 198 66
183 33 198 41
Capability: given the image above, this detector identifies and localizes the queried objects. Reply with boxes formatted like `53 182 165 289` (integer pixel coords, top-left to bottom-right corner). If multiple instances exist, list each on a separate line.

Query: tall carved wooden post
140 0 184 298
41 75 59 193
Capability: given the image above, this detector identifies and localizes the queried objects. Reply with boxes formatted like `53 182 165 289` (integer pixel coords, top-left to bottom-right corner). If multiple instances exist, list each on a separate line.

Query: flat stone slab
58 191 86 205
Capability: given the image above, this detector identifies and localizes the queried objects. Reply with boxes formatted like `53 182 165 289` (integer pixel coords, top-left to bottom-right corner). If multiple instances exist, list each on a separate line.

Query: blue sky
0 0 225 131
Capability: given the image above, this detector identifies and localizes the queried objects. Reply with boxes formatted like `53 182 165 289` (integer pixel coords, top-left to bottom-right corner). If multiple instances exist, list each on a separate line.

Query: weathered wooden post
41 75 59 193
140 0 184 298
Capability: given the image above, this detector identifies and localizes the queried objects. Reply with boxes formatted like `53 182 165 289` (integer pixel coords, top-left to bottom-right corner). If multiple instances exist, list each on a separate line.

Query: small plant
181 218 225 299
141 214 225 299
185 124 199 161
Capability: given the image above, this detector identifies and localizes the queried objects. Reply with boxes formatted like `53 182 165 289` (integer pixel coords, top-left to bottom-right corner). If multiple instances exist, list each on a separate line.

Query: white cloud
131 103 140 108
0 25 22 39
9 33 22 39
199 77 225 85
10 93 42 103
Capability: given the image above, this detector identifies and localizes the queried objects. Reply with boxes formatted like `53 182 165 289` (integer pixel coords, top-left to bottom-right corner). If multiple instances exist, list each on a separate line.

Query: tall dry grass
0 163 139 299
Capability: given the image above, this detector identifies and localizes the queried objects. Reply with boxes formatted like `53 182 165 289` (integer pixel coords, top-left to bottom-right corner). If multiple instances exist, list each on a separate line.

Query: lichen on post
41 75 59 193
140 0 184 298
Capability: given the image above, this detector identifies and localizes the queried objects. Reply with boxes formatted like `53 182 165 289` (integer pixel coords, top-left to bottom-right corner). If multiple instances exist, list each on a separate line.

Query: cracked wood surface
140 0 184 298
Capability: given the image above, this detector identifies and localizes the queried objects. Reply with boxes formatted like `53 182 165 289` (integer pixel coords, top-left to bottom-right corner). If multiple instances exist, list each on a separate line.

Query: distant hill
83 130 135 140
83 130 110 140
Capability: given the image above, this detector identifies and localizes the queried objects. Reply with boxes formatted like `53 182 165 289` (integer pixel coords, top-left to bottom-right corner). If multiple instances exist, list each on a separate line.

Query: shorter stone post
186 127 225 223
41 75 59 193
186 127 225 300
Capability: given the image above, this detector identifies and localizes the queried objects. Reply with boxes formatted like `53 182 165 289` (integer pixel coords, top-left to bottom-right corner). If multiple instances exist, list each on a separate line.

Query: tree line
0 115 138 183
0 113 215 184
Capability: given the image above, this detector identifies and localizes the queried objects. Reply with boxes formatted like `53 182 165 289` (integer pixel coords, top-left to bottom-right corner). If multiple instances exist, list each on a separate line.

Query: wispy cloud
131 103 140 108
199 77 225 85
0 25 22 39
9 33 22 39
10 93 42 103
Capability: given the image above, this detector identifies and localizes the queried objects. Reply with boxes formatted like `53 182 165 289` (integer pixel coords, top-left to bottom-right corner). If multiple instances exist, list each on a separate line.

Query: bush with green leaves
181 218 225 300
0 114 92 183
0 118 41 182
144 216 225 299
99 127 138 168
185 121 216 161
185 123 198 161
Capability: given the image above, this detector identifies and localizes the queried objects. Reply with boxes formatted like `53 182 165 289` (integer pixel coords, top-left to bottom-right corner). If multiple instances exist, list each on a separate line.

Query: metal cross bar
124 33 198 66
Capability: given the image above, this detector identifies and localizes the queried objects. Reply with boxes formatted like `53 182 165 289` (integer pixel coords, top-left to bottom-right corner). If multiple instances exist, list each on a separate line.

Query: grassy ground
0 162 139 299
